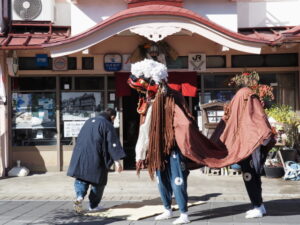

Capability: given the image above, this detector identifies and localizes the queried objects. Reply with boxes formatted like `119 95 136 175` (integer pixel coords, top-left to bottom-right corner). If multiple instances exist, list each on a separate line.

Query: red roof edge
0 24 71 50
282 26 300 35
128 0 182 8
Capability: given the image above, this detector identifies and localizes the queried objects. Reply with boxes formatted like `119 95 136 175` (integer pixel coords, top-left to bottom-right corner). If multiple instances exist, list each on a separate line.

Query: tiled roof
0 23 70 49
239 26 300 44
0 5 299 50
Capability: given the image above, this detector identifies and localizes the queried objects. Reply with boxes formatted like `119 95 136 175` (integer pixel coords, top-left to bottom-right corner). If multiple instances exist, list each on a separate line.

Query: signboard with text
64 121 85 137
36 54 49 67
53 57 68 71
188 53 206 71
104 54 122 71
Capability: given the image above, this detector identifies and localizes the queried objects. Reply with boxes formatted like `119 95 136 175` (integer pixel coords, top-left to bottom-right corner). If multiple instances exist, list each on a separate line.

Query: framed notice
64 121 86 137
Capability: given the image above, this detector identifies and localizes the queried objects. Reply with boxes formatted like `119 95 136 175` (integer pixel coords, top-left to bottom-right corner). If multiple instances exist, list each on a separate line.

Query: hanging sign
188 53 206 71
53 57 68 71
104 54 122 72
36 54 48 67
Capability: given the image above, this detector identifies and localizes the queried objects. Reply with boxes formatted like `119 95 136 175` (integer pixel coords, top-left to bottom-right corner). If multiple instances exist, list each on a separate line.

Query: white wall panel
185 0 238 31
70 0 127 36
55 2 71 26
238 0 300 28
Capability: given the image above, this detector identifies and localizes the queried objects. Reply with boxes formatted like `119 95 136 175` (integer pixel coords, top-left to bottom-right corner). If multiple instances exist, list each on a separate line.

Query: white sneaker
155 209 173 220
88 205 105 212
245 205 266 219
73 197 83 213
172 214 190 224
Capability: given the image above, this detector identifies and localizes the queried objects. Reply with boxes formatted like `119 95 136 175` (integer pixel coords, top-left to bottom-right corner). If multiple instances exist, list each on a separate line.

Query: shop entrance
122 90 140 169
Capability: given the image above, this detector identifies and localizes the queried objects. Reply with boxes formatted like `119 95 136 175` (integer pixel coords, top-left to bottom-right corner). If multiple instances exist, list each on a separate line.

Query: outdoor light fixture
221 46 230 52
6 50 19 76
82 49 89 54
12 50 19 75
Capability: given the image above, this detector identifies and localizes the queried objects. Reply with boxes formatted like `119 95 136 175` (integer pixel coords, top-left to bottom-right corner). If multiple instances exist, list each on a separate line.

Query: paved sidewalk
1 170 300 201
0 170 300 224
0 200 300 224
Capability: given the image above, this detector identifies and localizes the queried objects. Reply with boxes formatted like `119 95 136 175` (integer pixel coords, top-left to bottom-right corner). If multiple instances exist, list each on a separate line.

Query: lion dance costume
127 59 275 223
211 71 276 218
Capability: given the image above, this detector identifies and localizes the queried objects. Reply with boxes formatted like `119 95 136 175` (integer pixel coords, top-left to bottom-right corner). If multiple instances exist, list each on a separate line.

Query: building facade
0 0 299 175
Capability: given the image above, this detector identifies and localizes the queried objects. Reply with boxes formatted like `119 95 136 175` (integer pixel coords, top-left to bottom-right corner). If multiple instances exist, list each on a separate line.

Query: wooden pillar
56 76 62 171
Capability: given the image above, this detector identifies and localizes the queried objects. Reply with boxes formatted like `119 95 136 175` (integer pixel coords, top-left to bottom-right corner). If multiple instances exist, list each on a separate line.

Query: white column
0 51 8 177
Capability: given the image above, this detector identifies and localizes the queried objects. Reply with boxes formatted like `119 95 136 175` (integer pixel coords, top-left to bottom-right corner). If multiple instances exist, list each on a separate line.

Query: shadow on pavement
189 193 222 201
189 198 300 222
30 209 126 225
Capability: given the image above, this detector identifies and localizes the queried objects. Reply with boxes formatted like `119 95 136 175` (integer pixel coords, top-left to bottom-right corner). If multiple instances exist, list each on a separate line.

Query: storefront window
201 74 235 104
203 74 232 89
12 92 57 146
202 90 235 104
232 54 298 67
61 77 72 90
75 77 104 90
12 77 56 91
166 56 188 69
107 76 115 90
82 57 94 70
206 56 226 68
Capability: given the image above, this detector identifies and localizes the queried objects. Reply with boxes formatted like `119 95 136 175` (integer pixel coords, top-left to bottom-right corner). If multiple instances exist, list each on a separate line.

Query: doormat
85 199 206 220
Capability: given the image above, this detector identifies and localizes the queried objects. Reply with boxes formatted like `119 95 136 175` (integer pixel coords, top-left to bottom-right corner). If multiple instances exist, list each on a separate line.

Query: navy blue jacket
67 116 126 184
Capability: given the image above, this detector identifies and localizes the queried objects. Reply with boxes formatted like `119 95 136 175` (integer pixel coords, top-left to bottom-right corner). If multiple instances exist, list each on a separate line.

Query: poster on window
61 92 102 121
12 93 56 129
64 121 86 137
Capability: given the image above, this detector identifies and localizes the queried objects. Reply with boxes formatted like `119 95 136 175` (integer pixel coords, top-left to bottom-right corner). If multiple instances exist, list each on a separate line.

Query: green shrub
266 105 300 148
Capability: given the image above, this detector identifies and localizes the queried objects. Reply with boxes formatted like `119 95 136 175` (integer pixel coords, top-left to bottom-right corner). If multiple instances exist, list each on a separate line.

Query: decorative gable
125 0 183 8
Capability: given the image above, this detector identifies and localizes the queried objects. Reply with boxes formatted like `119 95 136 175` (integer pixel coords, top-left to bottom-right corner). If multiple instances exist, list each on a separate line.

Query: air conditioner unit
12 0 55 22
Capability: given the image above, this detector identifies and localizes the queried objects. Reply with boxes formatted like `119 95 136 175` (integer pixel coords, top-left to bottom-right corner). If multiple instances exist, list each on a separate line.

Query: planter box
264 166 284 178
279 149 297 162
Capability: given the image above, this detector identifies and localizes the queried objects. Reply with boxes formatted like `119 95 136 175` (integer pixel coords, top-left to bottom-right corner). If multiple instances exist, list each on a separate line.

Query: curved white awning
47 15 264 58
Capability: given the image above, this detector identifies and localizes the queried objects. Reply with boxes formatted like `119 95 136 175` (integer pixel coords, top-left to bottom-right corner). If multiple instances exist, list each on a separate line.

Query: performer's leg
240 155 263 206
155 161 173 220
169 150 190 224
240 155 266 218
73 178 89 213
88 183 106 211
169 150 188 212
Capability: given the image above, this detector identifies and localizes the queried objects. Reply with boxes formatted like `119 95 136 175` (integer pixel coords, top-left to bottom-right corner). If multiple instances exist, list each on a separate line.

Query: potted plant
264 147 285 178
266 104 300 162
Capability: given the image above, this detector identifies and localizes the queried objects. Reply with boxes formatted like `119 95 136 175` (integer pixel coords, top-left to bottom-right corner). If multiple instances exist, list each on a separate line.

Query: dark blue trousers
74 179 105 209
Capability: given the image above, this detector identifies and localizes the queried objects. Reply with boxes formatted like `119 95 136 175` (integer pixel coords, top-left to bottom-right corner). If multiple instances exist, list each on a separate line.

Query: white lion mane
131 59 168 84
